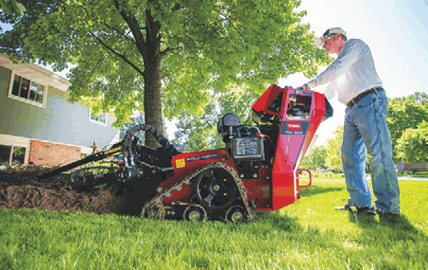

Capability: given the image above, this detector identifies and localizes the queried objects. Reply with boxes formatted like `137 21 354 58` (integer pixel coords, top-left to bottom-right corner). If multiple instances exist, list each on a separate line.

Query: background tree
395 121 428 164
419 120 428 139
0 0 331 147
324 125 374 173
300 145 327 171
325 125 343 172
172 86 260 151
387 92 428 157
172 102 221 152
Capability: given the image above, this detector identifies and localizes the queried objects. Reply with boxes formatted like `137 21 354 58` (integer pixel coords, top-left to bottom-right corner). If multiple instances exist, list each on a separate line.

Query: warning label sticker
176 159 185 168
104 146 122 155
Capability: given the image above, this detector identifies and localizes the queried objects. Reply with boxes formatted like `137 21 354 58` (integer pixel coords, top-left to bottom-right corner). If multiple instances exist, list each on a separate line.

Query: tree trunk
143 10 163 148
143 56 163 148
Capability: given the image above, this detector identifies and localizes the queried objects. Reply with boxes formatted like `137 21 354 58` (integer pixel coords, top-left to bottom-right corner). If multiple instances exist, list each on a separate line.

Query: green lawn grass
1 179 427 270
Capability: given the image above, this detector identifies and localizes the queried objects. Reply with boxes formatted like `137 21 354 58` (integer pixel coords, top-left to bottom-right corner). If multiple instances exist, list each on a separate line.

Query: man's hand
296 84 310 90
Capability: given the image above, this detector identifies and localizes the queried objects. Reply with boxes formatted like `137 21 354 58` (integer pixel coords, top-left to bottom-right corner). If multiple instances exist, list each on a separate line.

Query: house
395 161 427 173
404 162 428 172
0 55 120 166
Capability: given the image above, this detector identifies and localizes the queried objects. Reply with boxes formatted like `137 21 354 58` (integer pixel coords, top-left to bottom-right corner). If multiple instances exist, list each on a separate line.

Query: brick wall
29 140 81 166
404 163 428 172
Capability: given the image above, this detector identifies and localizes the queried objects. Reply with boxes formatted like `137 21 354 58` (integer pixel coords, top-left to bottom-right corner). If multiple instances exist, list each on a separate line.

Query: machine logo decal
287 122 301 131
281 121 310 135
186 153 219 162
176 159 185 168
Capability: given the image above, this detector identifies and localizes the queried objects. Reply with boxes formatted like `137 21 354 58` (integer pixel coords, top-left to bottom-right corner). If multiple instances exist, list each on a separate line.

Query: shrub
415 171 428 177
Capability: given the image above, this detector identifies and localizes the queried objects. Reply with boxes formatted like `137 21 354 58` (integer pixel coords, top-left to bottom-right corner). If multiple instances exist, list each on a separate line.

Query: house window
9 73 46 107
0 145 26 166
0 145 10 166
89 111 108 126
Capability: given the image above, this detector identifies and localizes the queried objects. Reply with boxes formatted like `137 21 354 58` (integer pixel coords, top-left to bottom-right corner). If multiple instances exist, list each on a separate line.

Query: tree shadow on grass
345 210 427 241
378 214 422 232
251 211 338 245
253 211 303 232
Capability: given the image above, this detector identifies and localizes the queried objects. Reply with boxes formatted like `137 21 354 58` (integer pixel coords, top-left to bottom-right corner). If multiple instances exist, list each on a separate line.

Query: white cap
315 27 347 47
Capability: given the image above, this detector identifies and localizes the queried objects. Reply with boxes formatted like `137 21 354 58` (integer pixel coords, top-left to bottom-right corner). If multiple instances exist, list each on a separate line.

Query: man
299 27 400 216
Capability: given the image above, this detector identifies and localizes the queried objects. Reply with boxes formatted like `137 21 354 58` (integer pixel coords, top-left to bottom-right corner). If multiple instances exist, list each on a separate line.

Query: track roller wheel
142 208 156 219
226 205 246 223
195 165 238 211
183 204 207 221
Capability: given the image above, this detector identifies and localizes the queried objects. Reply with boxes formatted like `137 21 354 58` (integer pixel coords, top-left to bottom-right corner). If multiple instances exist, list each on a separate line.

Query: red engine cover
157 84 326 212
253 85 326 211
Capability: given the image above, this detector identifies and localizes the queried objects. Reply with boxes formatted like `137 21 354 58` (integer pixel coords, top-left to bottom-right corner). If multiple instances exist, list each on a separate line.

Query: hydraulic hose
122 124 181 167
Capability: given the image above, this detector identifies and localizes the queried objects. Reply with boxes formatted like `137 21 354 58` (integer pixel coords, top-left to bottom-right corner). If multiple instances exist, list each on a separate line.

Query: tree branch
89 31 145 77
99 21 137 45
69 1 137 45
213 8 246 42
160 47 175 58
113 0 148 60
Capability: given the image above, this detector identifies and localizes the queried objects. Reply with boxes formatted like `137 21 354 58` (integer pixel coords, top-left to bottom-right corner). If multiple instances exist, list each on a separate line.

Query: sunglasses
321 34 337 46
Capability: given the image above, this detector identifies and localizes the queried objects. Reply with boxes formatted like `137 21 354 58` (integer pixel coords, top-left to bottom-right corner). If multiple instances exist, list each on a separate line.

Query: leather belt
347 87 384 108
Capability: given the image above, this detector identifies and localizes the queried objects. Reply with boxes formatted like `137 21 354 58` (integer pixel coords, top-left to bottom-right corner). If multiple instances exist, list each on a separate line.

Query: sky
2 0 427 147
279 0 428 146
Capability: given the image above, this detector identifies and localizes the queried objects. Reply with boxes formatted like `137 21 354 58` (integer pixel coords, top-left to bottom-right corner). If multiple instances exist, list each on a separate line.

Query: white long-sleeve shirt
308 39 383 104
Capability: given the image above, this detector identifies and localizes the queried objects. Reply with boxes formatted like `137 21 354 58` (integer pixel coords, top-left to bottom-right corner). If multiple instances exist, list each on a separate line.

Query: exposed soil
0 168 146 216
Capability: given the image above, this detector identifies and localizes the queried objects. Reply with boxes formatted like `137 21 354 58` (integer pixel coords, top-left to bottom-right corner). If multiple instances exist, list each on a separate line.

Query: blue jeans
341 90 400 213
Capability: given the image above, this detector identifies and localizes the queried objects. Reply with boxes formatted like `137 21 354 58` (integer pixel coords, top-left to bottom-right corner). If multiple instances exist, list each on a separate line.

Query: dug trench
0 169 149 216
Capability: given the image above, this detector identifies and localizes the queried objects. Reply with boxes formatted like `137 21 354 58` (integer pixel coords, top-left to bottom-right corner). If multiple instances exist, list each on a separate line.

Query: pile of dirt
0 171 145 216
